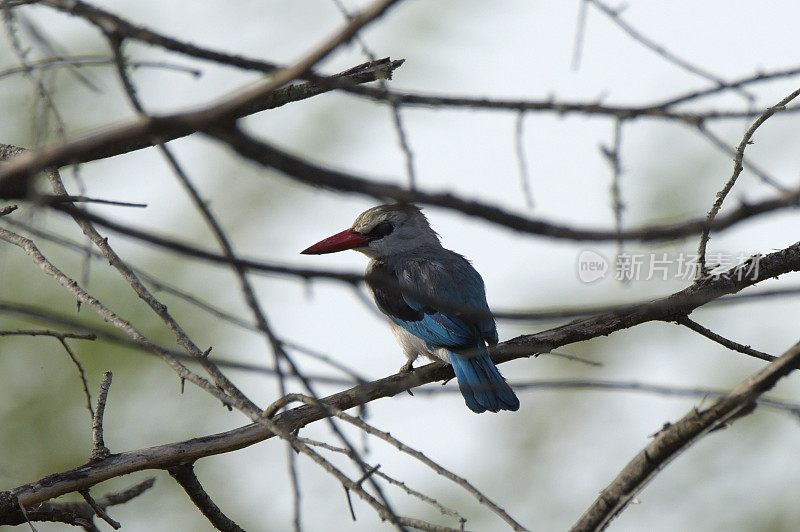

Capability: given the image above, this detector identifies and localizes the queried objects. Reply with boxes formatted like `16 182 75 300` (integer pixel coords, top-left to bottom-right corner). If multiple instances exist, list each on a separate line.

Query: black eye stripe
366 221 394 239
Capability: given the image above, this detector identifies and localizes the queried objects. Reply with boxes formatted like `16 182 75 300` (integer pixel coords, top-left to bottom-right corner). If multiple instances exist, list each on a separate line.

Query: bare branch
0 54 202 80
79 489 120 529
206 125 800 242
698 87 800 273
571 0 590 70
0 328 95 340
652 65 800 109
42 164 259 411
330 0 418 189
514 111 534 207
675 316 774 362
693 122 786 190
0 224 240 408
601 119 624 260
286 395 528 531
91 371 112 461
0 300 356 386
0 479 155 528
587 0 753 100
58 337 95 420
571 336 800 531
343 84 800 122
301 437 467 527
168 464 245 532
43 202 365 282
0 329 97 420
0 0 404 196
0 54 401 190
35 194 147 208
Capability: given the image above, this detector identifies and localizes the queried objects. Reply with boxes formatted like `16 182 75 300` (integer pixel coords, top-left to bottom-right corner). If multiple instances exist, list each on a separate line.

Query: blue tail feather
449 350 520 413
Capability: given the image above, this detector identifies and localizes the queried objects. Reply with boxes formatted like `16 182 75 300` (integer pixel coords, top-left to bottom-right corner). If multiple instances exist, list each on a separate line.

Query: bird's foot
398 360 414 374
399 361 415 395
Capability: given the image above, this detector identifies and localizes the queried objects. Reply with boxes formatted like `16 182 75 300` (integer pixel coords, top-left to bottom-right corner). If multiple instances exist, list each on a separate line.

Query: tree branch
5 239 800 510
571 336 800 531
675 316 773 362
168 465 244 532
0 479 155 528
698 87 800 272
0 0 404 197
207 125 800 242
91 371 113 461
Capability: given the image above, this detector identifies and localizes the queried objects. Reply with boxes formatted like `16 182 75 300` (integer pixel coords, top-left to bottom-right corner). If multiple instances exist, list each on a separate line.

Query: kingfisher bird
301 203 519 413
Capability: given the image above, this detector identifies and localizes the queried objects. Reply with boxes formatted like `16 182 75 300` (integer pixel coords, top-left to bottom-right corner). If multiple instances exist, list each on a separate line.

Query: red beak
301 228 371 255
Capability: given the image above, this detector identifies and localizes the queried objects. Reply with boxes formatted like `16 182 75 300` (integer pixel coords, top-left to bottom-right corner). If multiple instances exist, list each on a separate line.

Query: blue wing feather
385 250 497 349
387 312 469 348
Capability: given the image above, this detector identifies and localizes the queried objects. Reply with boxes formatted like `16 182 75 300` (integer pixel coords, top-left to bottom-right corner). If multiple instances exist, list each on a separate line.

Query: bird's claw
398 360 414 374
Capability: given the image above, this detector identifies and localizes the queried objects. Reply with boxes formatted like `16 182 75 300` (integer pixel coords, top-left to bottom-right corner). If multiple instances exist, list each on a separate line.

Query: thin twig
571 0 589 70
601 118 624 263
269 394 529 532
330 0 418 189
0 328 95 340
0 224 241 409
693 121 786 190
16 499 37 532
91 371 112 461
345 84 800 122
0 300 357 386
79 489 120 529
697 87 800 273
587 0 753 101
57 337 95 419
514 111 534 207
301 437 468 526
35 194 147 207
674 316 774 362
168 465 245 532
1 5 67 144
0 55 202 80
650 64 800 108
283 340 370 383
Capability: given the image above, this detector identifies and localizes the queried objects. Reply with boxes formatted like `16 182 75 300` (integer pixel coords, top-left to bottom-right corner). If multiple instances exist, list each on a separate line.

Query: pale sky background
2 1 800 531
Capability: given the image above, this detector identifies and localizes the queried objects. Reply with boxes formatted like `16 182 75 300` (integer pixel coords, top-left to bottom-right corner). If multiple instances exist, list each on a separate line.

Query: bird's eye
367 221 394 239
